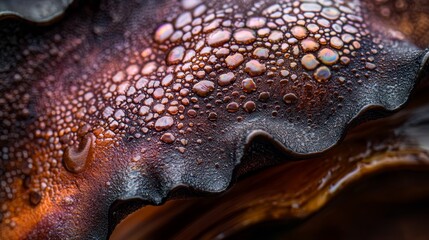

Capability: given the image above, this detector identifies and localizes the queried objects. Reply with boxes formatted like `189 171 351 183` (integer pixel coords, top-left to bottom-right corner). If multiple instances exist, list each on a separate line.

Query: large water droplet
207 29 232 47
63 133 95 173
155 116 174 131
244 60 266 77
233 28 256 44
193 80 215 97
318 48 339 65
154 23 174 43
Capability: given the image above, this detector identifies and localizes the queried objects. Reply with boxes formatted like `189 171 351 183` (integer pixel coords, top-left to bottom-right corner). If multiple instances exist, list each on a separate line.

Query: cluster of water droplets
0 0 386 226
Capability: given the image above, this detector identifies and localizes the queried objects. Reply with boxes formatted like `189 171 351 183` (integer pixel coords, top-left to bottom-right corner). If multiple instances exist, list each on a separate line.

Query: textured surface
0 0 428 238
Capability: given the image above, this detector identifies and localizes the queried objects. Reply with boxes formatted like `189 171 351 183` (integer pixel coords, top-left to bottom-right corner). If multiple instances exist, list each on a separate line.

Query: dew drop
330 37 344 49
63 133 95 173
314 66 331 83
192 80 215 97
160 133 176 144
241 78 257 93
252 48 269 59
167 46 186 65
226 102 240 113
218 72 236 86
154 23 174 43
301 54 320 70
244 60 266 77
155 116 174 131
290 25 309 40
175 12 193 29
225 53 244 69
243 101 256 113
233 28 256 44
268 30 284 43
258 92 270 102
300 3 322 12
321 7 340 20
318 48 339 65
246 17 267 29
300 38 320 52
283 93 298 104
207 29 232 47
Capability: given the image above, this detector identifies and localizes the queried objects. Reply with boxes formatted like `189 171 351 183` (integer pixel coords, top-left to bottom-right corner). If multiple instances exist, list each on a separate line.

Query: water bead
192 80 215 97
233 28 257 44
268 30 284 43
218 72 236 86
244 60 266 77
253 47 270 59
314 66 332 83
330 37 344 49
155 116 174 131
321 7 341 20
300 38 320 52
246 17 266 29
154 23 174 43
300 3 322 12
207 29 232 47
241 78 257 93
166 46 185 65
318 48 339 65
301 54 320 70
291 25 309 40
225 53 244 69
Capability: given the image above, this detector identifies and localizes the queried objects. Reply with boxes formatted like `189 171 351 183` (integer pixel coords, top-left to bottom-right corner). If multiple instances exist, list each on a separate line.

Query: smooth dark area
228 170 429 240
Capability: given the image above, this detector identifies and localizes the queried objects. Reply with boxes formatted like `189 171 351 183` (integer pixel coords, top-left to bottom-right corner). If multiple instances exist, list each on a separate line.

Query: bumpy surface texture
0 0 428 238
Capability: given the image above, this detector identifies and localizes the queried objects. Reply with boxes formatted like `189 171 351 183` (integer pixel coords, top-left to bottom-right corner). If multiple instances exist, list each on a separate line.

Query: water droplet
208 112 218 121
300 3 322 12
241 78 257 93
321 7 340 20
244 60 266 77
268 30 283 43
253 47 269 59
225 53 244 69
365 62 377 70
63 133 95 173
258 92 270 102
283 93 298 104
155 116 174 131
291 25 309 40
246 17 267 29
192 80 215 97
218 72 236 86
175 12 193 29
301 54 320 70
314 66 331 83
160 133 176 144
181 0 201 10
207 29 231 47
226 102 239 112
300 38 320 52
340 56 350 65
167 46 185 65
29 191 42 206
233 28 256 44
330 37 344 49
154 23 174 43
161 74 174 87
112 71 125 83
318 48 339 65
243 101 256 113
